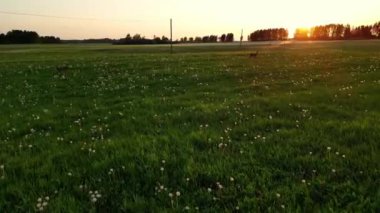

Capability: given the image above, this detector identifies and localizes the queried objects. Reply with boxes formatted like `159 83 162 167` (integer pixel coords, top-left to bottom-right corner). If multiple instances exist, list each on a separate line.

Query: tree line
0 30 61 44
294 21 380 40
248 28 288 41
179 33 234 43
114 34 172 45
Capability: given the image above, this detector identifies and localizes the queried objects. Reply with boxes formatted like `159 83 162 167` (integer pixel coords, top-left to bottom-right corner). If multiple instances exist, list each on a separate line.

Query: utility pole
170 18 173 54
240 29 243 47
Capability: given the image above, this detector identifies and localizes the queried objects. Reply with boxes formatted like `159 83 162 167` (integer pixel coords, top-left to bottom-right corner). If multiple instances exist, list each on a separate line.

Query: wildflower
276 193 281 198
160 167 164 171
281 204 285 209
176 191 181 196
207 188 212 192
327 147 331 151
332 169 336 173
168 193 173 198
302 179 306 183
230 177 234 182
0 165 4 169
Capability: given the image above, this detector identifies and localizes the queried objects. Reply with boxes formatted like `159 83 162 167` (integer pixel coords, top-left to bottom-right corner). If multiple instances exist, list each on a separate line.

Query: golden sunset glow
1 0 379 39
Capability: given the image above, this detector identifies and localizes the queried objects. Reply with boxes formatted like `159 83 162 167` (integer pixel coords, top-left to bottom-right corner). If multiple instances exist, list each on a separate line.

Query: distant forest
294 22 380 40
0 21 379 44
0 30 61 44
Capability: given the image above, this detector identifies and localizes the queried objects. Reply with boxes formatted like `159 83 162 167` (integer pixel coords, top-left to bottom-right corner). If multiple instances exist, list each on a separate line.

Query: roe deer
249 51 259 58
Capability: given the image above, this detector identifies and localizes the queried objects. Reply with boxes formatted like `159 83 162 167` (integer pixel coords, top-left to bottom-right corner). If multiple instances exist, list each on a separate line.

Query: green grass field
0 41 379 212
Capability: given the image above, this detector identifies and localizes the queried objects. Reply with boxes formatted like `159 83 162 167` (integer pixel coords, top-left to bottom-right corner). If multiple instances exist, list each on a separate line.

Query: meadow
0 41 379 212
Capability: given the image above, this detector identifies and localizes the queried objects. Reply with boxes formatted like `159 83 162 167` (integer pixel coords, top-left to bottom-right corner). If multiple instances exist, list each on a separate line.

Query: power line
0 10 141 22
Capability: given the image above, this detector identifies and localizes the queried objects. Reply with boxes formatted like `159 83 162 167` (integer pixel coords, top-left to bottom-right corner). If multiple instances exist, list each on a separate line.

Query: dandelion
281 204 285 209
160 167 164 171
176 191 181 196
168 193 173 198
302 179 306 183
184 206 190 210
236 206 240 210
91 197 97 203
0 165 4 169
230 177 234 182
207 188 212 192
332 169 336 173
276 193 281 198
67 172 72 176
342 154 346 158
327 147 331 151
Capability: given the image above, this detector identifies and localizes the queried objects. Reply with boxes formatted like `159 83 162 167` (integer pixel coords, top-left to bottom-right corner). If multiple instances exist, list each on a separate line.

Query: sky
0 0 379 40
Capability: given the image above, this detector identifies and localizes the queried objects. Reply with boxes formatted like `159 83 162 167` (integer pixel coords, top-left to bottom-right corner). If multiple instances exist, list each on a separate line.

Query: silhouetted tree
5 30 39 44
209 35 218 42
343 25 351 39
248 28 288 41
202 36 210 42
153 36 161 43
0 33 5 44
189 37 194 42
194 37 202 42
351 25 373 39
373 22 380 38
126 34 132 41
226 33 234 42
132 34 142 40
220 34 226 42
40 36 61 43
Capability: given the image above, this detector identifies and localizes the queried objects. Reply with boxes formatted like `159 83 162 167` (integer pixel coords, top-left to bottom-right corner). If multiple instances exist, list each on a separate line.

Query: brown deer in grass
249 51 259 58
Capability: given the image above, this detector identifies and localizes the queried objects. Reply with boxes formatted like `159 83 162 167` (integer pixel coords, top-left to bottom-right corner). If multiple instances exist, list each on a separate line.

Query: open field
0 41 379 212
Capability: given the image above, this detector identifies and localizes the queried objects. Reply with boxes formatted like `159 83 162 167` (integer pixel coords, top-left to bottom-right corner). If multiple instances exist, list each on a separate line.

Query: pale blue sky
1 0 379 39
